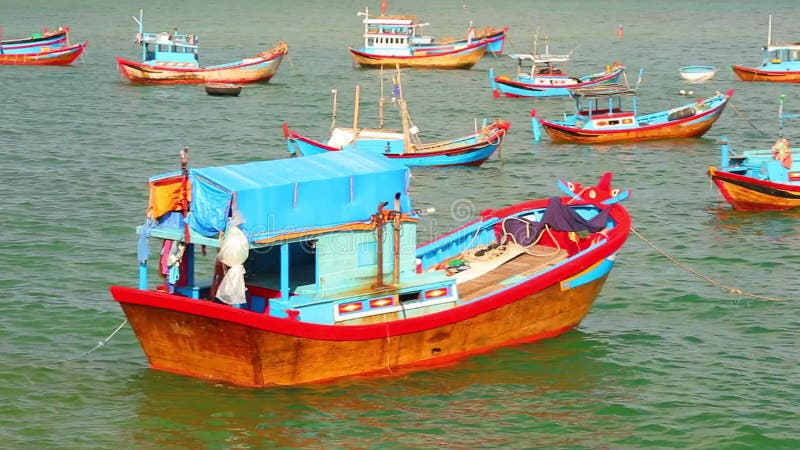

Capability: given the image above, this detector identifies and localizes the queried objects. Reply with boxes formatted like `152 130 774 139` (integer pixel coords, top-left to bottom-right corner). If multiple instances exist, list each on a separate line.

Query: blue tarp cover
184 151 412 241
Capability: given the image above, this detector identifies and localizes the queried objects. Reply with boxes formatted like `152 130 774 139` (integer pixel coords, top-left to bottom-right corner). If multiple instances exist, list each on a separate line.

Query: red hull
0 41 87 66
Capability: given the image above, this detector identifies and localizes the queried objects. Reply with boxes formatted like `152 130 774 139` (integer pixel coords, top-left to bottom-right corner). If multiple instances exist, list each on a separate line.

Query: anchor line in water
54 319 129 363
728 100 767 136
631 227 787 302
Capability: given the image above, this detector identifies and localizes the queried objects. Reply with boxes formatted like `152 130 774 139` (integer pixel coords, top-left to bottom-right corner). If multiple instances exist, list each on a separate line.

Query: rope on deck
54 319 129 363
631 227 787 302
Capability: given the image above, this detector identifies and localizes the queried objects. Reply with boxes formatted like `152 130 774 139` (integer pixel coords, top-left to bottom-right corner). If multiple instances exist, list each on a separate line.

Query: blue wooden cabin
133 10 199 67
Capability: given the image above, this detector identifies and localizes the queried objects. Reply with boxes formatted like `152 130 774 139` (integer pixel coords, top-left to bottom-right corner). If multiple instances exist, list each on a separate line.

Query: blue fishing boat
490 36 625 98
531 76 733 144
708 96 800 211
283 69 510 167
732 15 800 83
110 148 632 387
348 7 503 69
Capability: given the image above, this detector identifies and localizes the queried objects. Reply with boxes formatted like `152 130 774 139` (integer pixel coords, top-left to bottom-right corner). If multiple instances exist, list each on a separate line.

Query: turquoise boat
490 36 624 98
283 69 510 167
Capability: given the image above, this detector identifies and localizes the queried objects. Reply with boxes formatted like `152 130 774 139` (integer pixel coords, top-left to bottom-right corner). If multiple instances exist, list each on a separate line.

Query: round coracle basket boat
679 65 717 82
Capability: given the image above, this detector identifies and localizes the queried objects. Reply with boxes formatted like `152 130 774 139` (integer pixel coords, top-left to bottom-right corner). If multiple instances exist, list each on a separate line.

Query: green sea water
1 0 798 448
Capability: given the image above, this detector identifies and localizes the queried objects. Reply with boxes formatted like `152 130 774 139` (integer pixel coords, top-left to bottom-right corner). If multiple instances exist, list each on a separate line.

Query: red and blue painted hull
708 166 800 211
490 66 625 98
284 121 510 167
0 41 87 66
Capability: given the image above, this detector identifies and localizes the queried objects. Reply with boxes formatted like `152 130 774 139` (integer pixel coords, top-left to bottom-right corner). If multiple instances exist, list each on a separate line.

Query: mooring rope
631 227 786 302
728 100 767 136
54 319 129 363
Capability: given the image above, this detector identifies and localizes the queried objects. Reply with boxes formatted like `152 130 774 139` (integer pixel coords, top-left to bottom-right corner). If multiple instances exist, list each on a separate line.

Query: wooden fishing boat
283 68 510 167
731 16 800 83
0 26 70 54
0 41 87 66
490 35 625 98
421 24 508 55
531 79 733 144
109 149 632 387
679 65 717 82
348 7 494 69
708 97 799 211
116 10 288 85
205 83 242 96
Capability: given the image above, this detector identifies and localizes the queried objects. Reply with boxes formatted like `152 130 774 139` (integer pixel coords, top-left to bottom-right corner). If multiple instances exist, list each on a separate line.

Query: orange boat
731 15 800 83
116 10 287 84
0 41 87 66
349 41 486 69
532 82 732 144
110 150 631 387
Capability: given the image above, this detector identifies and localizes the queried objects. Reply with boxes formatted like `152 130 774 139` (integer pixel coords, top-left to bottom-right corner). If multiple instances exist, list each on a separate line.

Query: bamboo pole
396 66 412 152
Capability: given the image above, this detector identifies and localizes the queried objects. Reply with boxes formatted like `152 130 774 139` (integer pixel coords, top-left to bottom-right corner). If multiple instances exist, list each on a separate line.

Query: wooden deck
457 245 568 300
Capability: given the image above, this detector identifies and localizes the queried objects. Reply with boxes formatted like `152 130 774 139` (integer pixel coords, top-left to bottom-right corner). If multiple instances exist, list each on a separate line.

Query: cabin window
243 241 316 292
399 291 421 304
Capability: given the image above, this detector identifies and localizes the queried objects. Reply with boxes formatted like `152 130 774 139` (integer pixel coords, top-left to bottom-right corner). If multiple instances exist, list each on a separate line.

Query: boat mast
379 65 385 129
395 65 420 153
396 67 412 152
767 15 772 47
530 28 539 78
358 7 370 48
133 9 145 62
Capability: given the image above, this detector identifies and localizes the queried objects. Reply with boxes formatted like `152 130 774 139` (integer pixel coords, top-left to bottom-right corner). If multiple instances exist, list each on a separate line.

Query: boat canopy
509 53 570 64
569 83 637 100
149 151 412 244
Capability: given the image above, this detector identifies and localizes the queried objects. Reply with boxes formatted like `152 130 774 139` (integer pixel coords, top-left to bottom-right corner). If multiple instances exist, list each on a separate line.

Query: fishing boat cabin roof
569 83 637 100
149 151 412 246
509 52 570 64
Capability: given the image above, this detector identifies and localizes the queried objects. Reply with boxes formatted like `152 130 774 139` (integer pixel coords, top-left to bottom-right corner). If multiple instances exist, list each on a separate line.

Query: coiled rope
54 319 129 363
631 227 786 302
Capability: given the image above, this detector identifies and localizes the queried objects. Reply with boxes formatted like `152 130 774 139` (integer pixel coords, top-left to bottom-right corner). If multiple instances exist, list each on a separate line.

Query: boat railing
138 31 198 49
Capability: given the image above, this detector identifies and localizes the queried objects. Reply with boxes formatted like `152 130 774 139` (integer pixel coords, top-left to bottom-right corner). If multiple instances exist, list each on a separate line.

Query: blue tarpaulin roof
185 151 412 241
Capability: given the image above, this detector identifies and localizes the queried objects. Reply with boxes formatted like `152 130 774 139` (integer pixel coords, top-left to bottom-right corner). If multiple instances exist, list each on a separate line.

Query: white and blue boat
284 69 510 167
490 36 625 98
